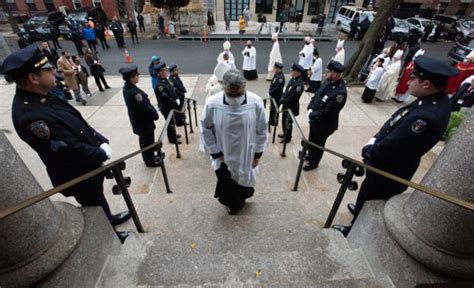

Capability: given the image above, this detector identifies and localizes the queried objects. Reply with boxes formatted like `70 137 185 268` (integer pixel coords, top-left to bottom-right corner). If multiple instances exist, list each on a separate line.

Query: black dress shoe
105 86 111 89
111 211 131 226
81 99 87 106
347 203 356 215
116 231 129 243
99 88 105 92
298 151 308 160
145 159 161 167
280 138 291 143
169 140 182 144
277 133 285 138
332 224 351 237
303 162 318 171
226 206 240 215
176 134 182 139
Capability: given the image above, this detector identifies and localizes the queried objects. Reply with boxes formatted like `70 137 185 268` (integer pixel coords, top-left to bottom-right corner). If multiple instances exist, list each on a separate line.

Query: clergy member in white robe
242 40 258 80
308 50 322 93
361 57 385 103
200 69 268 214
267 32 282 80
217 40 235 63
375 49 403 101
206 62 231 97
298 36 314 83
333 39 345 65
222 52 236 70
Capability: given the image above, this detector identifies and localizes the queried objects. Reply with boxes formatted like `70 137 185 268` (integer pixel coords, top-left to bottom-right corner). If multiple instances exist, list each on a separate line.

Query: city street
2 35 456 75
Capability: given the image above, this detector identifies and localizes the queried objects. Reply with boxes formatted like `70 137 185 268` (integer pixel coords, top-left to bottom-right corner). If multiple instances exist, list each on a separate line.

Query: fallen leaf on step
255 270 262 278
191 242 197 250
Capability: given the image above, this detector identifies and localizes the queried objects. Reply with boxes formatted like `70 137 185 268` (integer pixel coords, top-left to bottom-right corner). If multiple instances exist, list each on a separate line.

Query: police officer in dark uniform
168 64 187 127
304 60 347 171
154 62 181 144
119 65 162 167
278 63 305 143
0 45 130 242
332 56 458 237
268 62 285 133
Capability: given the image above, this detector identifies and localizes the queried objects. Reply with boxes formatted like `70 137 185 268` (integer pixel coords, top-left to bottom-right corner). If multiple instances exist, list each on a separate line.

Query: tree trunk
345 0 403 84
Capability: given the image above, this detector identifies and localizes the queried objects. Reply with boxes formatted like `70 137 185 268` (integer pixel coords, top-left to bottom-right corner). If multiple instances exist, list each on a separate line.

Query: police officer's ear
27 71 42 85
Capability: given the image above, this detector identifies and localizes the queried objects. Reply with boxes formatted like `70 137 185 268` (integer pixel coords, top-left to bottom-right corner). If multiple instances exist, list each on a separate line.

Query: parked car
405 17 432 33
21 13 51 41
389 18 417 43
448 33 474 63
458 19 474 38
59 7 108 40
335 5 375 39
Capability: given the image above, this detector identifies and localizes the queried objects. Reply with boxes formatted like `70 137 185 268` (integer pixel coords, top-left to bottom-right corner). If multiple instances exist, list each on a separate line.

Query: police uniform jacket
307 78 347 134
363 91 451 178
269 71 285 102
279 76 304 116
169 75 187 103
123 82 159 135
155 77 179 115
12 88 109 197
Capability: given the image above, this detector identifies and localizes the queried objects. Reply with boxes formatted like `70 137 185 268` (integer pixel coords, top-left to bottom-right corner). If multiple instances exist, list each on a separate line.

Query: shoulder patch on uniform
411 119 428 133
336 94 345 103
296 86 302 92
279 78 283 83
134 93 143 102
158 85 164 92
27 120 50 140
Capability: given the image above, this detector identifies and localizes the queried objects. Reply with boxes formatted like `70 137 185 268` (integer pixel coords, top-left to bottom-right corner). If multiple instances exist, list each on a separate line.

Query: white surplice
242 46 257 71
333 49 345 65
200 91 268 187
375 60 402 101
217 51 235 63
298 44 314 69
267 41 282 74
310 57 323 81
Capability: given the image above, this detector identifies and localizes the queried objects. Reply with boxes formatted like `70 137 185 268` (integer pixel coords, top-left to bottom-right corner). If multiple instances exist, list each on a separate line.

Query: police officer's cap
169 64 177 71
118 65 138 76
326 60 344 73
291 63 305 73
274 62 283 69
0 44 53 79
411 56 458 85
154 62 168 71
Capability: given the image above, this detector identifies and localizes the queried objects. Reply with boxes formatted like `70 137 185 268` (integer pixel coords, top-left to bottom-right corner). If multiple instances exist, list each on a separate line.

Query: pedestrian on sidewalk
110 17 125 48
137 13 146 32
243 6 250 26
95 23 110 49
57 50 87 105
239 16 246 35
1 45 131 243
200 69 268 215
278 11 286 33
127 17 139 44
82 23 98 52
120 65 162 167
288 4 296 23
242 40 258 80
225 13 231 31
72 55 92 97
157 15 165 38
70 27 85 56
207 11 215 31
49 24 63 50
168 18 176 39
41 41 59 67
317 14 326 35
84 48 111 92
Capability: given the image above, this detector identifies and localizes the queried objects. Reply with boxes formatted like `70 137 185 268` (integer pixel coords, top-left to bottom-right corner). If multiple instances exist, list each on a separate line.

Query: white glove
365 137 376 147
307 109 313 117
176 99 181 106
100 143 113 159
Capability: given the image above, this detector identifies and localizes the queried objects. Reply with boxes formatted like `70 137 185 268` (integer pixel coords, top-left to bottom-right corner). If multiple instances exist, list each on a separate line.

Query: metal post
112 165 145 233
324 162 357 228
272 105 279 144
157 145 173 194
187 99 194 133
171 113 181 159
293 142 307 191
193 100 198 127
281 112 289 157
183 112 189 144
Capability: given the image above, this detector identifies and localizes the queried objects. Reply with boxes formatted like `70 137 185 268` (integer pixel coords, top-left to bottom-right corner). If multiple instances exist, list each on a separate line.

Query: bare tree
344 0 403 84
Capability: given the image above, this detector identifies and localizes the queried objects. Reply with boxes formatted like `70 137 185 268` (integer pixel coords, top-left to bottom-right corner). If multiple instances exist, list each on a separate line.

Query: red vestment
396 61 415 95
446 61 474 95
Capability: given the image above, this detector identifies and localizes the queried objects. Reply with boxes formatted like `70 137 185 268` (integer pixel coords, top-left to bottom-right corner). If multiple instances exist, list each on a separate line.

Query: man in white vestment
200 69 268 215
222 53 236 70
375 49 403 101
217 41 235 63
206 62 231 97
242 40 258 80
267 32 282 80
298 36 314 83
333 39 345 65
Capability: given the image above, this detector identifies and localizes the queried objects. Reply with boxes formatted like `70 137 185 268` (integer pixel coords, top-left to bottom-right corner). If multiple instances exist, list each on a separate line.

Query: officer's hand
176 99 180 106
364 137 376 147
100 143 113 160
307 109 313 117
252 158 259 168
361 145 371 162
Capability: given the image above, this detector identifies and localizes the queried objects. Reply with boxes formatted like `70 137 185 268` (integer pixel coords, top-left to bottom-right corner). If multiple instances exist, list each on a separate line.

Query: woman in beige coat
57 51 87 105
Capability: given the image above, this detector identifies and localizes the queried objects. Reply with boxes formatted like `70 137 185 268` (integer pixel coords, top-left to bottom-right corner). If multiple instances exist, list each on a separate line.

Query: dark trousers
98 37 109 48
268 97 280 126
361 87 376 103
139 22 145 32
114 33 125 48
94 74 109 90
72 41 84 55
73 183 112 222
214 163 254 211
162 111 178 142
51 37 62 49
130 31 139 44
138 130 156 165
87 40 97 52
307 80 321 93
301 69 310 84
282 110 293 140
307 122 332 166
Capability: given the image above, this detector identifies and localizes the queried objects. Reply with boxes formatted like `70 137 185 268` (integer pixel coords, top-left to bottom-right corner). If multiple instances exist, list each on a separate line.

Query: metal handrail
263 96 474 213
0 97 197 221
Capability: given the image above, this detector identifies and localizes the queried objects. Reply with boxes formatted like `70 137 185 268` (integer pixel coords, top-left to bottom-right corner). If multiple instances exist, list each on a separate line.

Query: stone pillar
0 132 84 287
384 110 474 279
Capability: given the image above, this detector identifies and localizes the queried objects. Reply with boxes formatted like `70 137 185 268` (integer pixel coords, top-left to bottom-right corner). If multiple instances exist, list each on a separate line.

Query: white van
335 5 376 37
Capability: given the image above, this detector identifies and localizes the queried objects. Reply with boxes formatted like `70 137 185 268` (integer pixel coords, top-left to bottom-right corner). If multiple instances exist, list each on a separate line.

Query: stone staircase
94 126 393 287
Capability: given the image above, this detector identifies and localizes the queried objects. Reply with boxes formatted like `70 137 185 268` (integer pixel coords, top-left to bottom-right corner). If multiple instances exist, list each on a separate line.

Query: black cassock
214 163 254 211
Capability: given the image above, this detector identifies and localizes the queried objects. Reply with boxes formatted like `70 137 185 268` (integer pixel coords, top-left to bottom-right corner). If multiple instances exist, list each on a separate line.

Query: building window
26 0 37 11
457 3 469 16
225 0 249 21
44 0 56 12
438 2 448 14
256 0 273 14
307 0 322 15
93 0 102 8
73 0 82 9
6 0 17 11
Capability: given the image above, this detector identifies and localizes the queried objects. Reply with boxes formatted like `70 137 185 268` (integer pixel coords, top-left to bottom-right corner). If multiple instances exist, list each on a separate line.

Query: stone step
98 247 374 286
118 228 350 259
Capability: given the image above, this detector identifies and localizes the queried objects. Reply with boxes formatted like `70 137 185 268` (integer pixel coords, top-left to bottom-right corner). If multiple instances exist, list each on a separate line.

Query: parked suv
448 33 474 63
335 5 375 39
432 14 464 42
